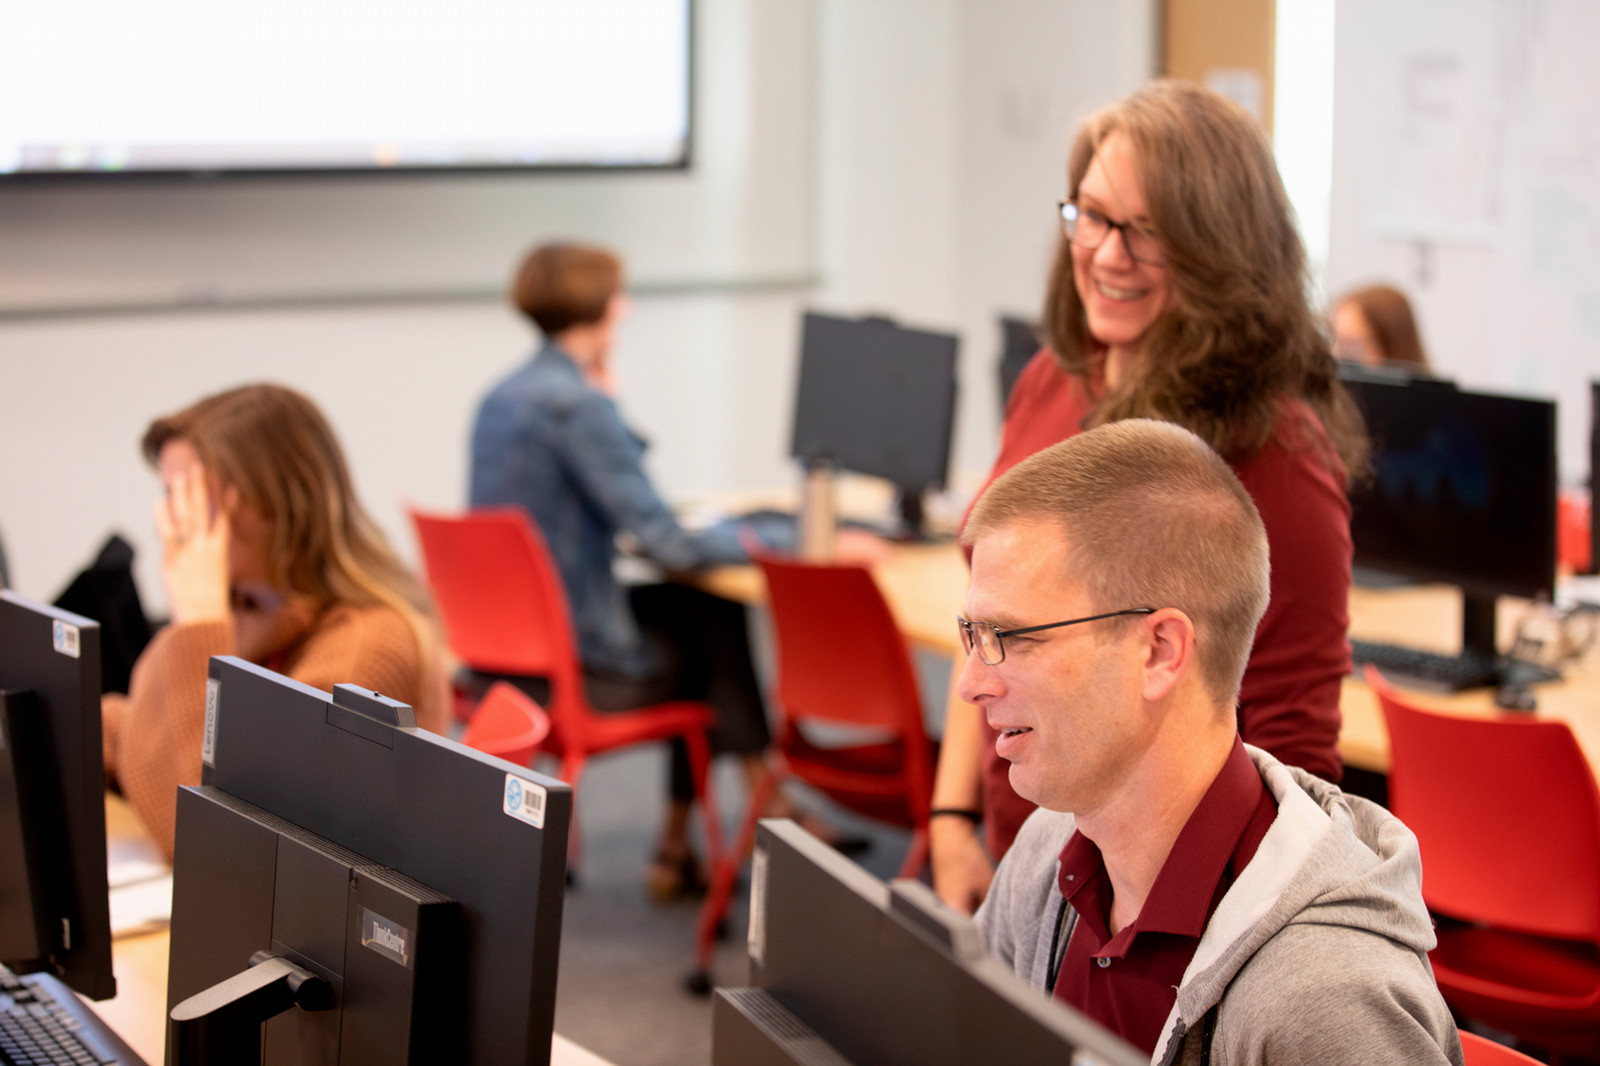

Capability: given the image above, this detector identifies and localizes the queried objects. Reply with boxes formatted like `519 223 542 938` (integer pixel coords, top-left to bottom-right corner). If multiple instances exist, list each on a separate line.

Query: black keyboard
1351 639 1560 693
734 508 905 541
0 968 145 1066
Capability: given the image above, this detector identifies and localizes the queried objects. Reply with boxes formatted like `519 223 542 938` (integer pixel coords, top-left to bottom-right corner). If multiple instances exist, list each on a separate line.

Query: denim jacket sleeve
560 391 749 571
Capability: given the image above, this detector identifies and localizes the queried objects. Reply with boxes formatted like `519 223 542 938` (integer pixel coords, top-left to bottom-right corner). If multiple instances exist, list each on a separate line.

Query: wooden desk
1340 584 1600 774
698 540 965 654
699 543 1600 776
91 798 616 1066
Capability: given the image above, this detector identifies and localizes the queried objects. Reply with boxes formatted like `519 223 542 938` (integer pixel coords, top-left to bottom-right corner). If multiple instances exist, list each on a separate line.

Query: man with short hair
967 420 1460 1064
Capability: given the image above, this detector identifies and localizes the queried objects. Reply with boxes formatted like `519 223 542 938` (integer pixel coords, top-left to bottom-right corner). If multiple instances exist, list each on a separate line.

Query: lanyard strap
1042 895 1076 996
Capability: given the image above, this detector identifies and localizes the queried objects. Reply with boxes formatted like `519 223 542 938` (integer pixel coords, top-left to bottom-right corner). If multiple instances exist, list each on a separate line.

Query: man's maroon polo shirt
1052 737 1277 1055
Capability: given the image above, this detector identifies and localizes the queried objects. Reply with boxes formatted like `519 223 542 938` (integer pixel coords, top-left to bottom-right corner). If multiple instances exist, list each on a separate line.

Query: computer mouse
1493 685 1537 713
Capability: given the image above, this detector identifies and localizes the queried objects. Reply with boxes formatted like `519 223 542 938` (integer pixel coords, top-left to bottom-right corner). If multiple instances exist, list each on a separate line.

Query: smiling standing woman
931 80 1369 912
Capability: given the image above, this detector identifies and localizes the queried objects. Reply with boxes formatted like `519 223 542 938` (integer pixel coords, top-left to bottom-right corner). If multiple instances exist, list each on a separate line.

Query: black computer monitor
1340 368 1558 659
0 591 116 1001
711 820 1144 1066
996 315 1039 414
164 656 571 1065
790 311 959 539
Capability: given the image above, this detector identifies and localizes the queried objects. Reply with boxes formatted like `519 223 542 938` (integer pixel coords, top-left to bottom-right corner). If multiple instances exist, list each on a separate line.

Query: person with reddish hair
1333 284 1432 370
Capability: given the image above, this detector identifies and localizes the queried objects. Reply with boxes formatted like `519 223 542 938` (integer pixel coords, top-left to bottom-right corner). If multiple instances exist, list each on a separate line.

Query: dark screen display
790 312 958 493
1343 373 1557 601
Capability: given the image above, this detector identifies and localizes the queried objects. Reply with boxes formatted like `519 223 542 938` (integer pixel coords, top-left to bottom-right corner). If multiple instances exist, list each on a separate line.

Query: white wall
0 0 1155 610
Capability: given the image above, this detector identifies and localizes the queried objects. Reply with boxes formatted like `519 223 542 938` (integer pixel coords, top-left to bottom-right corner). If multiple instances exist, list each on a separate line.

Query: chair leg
898 826 930 880
684 732 724 869
692 769 780 982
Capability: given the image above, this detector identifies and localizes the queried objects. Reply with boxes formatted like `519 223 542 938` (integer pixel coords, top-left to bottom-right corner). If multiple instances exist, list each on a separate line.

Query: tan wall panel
1162 0 1275 135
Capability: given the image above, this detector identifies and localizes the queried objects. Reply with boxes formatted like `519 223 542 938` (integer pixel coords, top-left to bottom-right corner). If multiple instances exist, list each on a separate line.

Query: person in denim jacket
471 244 806 898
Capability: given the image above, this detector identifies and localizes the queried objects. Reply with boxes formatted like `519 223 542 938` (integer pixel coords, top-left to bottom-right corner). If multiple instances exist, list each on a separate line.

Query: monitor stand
169 952 334 1065
894 489 927 542
891 488 951 543
1461 593 1498 661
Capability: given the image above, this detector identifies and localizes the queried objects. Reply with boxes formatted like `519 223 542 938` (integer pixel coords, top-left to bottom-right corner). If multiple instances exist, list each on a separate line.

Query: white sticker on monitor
52 620 80 659
201 678 220 768
748 844 769 967
502 773 547 829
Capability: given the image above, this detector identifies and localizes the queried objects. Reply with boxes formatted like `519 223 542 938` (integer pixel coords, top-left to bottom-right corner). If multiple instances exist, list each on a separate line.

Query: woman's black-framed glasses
957 608 1156 666
1058 201 1166 266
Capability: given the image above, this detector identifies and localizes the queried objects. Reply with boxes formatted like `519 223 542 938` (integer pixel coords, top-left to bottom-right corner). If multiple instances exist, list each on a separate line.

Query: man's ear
1139 608 1195 703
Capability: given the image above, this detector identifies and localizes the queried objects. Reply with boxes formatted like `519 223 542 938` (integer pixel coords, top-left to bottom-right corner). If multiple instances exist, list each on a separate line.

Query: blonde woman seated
104 384 449 857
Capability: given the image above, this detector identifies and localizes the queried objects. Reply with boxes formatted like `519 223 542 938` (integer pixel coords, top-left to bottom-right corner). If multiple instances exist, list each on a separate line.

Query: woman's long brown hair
1043 79 1368 478
142 384 444 677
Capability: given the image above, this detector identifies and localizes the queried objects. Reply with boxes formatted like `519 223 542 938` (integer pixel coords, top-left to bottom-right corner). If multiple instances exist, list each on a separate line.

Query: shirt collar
533 341 584 379
1056 735 1268 944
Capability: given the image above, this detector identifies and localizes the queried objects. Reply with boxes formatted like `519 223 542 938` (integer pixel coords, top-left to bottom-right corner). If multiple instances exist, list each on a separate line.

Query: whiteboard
1330 0 1600 484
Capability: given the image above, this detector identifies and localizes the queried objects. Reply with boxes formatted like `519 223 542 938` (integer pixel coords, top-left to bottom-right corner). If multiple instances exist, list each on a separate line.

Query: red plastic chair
1459 1031 1543 1066
409 506 723 872
461 681 550 766
1370 666 1600 1056
691 553 937 985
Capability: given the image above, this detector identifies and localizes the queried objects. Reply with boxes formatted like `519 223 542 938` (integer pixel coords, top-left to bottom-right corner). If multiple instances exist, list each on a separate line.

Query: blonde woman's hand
155 467 232 626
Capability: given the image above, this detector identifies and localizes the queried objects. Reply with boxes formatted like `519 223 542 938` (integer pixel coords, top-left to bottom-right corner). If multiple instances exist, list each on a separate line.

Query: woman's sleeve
113 621 237 858
1234 431 1353 783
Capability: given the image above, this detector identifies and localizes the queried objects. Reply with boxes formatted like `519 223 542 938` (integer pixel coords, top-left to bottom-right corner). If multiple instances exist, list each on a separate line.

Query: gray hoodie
976 746 1464 1065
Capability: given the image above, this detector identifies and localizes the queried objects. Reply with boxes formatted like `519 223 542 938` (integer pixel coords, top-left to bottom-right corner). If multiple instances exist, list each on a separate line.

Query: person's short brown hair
1338 284 1429 369
509 243 623 335
963 419 1270 708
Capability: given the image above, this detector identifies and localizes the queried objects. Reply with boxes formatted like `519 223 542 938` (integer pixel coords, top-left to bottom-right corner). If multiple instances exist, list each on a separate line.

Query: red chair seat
545 700 716 752
461 681 551 767
1433 926 1600 1016
777 728 939 826
1459 1030 1544 1065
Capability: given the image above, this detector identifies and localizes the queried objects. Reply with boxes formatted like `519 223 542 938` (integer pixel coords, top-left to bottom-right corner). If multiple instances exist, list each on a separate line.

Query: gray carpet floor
546 746 918 1066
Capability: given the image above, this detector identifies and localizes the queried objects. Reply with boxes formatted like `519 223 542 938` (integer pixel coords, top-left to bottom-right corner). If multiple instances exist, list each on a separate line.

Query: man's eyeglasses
957 608 1156 666
1058 201 1166 266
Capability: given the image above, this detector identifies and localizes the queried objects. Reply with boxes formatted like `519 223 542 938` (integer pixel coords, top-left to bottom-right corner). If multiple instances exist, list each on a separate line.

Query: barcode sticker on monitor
201 678 220 768
748 844 769 967
502 773 547 829
52 620 80 658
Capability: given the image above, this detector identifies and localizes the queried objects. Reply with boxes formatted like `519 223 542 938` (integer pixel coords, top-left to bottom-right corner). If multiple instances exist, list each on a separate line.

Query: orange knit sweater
103 599 448 857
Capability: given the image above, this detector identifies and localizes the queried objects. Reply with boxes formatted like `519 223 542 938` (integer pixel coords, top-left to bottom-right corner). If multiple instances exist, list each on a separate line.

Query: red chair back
409 506 584 704
461 682 551 766
1371 667 1600 942
754 553 935 823
757 554 926 735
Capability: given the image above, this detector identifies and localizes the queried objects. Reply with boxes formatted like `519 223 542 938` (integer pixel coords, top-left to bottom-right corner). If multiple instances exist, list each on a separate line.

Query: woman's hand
155 466 232 626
